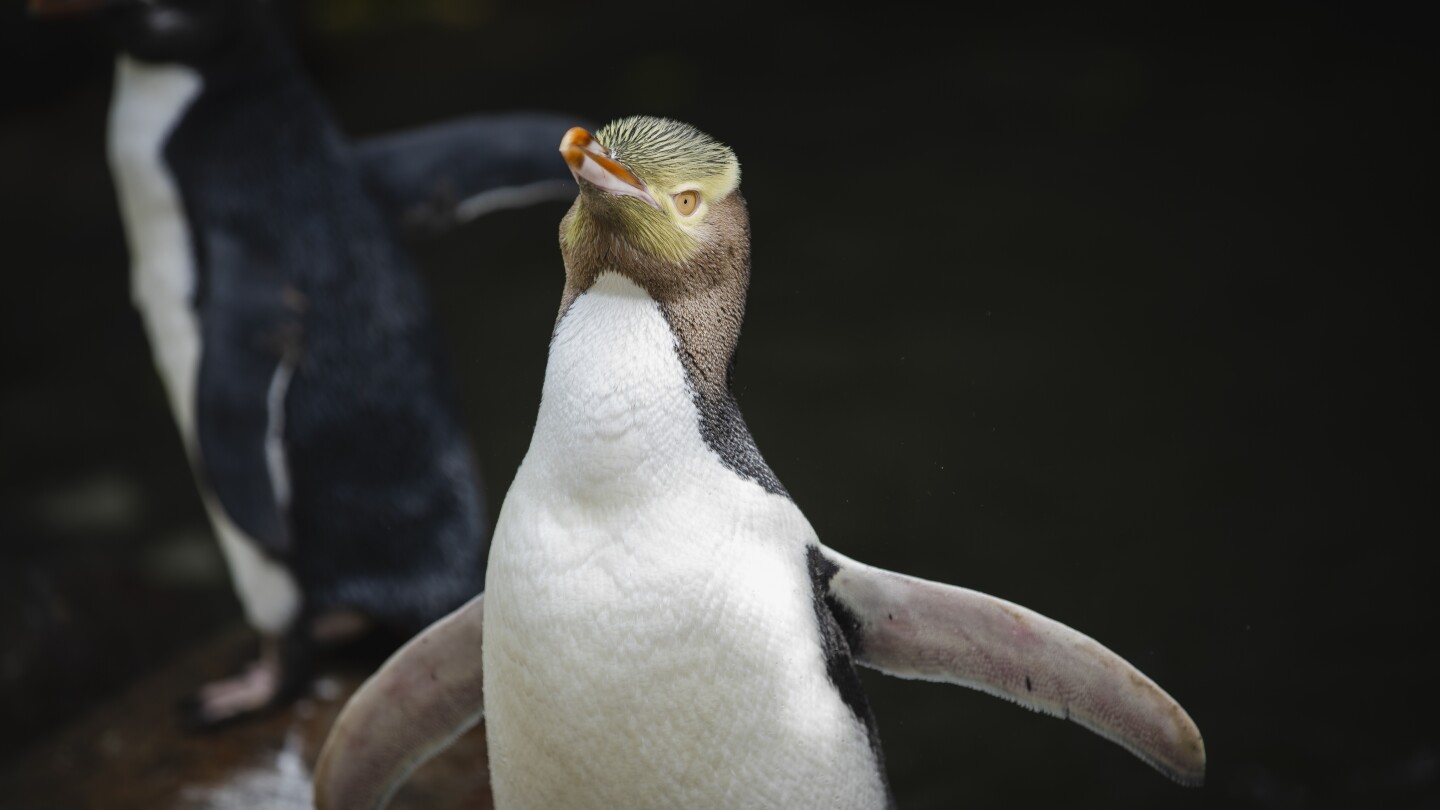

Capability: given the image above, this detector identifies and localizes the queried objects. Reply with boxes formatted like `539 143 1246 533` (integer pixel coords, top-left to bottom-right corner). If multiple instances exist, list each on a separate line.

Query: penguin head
557 115 753 392
29 0 259 67
558 116 750 299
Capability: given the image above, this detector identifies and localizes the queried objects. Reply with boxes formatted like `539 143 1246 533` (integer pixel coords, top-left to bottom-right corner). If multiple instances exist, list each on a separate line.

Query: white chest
107 55 203 440
482 274 887 809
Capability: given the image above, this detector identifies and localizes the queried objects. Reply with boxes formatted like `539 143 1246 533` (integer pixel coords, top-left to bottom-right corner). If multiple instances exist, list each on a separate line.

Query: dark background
1 2 1435 808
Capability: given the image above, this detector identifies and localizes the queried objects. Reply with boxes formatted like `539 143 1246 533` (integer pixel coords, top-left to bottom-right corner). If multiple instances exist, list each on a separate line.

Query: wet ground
2 3 1436 809
0 624 493 810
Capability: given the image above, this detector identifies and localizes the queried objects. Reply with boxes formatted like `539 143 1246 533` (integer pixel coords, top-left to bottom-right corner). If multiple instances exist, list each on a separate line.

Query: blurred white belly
107 55 299 635
107 54 203 440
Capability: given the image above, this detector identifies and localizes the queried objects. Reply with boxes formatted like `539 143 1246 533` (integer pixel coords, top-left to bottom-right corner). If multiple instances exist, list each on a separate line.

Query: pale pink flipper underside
823 549 1206 786
313 593 487 810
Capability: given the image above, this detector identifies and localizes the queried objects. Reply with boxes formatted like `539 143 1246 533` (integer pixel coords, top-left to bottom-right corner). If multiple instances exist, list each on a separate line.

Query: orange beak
559 127 660 210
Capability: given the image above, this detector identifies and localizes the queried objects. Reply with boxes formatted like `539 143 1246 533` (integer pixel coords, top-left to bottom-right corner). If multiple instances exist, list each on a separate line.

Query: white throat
528 272 712 501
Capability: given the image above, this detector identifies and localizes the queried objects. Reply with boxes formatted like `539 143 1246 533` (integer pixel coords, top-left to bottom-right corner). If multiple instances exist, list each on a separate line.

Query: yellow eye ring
673 190 700 217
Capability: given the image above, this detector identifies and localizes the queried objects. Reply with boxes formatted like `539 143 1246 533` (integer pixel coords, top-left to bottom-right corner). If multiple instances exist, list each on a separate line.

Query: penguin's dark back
165 17 486 632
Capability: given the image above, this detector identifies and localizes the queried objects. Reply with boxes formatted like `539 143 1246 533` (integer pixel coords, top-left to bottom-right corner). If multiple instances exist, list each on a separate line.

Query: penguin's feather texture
314 116 1204 809
483 272 890 809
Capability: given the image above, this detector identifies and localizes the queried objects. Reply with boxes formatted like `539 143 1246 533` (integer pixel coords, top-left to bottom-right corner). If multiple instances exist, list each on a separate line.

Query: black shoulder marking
692 384 789 497
806 546 894 805
806 546 870 714
657 304 788 498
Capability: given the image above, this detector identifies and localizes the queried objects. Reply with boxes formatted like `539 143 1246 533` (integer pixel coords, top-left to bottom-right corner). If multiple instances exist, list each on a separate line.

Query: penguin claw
175 618 400 733
176 658 284 731
175 631 318 732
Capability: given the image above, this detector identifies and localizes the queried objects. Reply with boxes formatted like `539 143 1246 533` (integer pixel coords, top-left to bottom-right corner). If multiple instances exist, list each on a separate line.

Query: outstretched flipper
354 113 585 236
817 547 1206 786
314 593 487 810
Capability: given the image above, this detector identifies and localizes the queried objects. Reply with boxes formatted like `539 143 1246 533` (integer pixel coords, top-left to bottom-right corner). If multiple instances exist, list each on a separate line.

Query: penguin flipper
194 292 301 558
354 112 585 237
817 547 1207 787
314 593 486 810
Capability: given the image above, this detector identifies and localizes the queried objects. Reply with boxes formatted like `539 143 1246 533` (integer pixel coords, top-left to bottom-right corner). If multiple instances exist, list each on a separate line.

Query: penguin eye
673 190 700 217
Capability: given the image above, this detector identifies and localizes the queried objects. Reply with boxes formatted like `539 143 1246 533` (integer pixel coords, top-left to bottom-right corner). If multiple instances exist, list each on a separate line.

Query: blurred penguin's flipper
314 593 487 810
354 112 584 236
194 279 301 558
816 547 1207 787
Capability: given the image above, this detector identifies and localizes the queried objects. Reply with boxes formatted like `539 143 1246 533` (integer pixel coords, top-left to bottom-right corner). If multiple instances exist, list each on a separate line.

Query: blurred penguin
28 0 585 727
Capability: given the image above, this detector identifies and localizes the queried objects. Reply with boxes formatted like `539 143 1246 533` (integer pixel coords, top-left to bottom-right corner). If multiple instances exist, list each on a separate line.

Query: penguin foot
185 661 277 727
177 650 284 731
310 609 372 645
177 631 316 731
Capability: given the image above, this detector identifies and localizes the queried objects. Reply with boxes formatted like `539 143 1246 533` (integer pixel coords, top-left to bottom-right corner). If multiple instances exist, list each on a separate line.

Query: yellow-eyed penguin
313 116 1206 809
28 0 587 728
